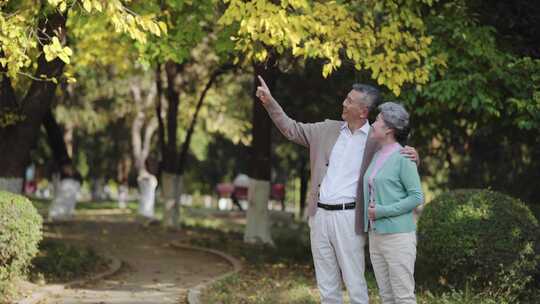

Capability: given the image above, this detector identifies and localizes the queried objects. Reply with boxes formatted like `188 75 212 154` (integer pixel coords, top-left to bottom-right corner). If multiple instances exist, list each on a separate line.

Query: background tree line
1 0 539 228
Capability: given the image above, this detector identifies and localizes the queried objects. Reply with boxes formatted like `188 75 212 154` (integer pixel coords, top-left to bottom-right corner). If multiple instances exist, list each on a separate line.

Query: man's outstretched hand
256 75 273 105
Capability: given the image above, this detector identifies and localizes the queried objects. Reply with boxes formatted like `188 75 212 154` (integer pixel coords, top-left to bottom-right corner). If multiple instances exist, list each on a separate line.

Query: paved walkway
38 211 232 304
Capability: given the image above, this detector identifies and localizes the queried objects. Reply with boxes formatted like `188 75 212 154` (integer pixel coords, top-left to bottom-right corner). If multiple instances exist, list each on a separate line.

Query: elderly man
256 76 418 304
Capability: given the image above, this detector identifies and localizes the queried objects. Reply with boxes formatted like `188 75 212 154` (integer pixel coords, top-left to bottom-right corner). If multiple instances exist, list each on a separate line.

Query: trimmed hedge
0 191 43 297
416 189 539 300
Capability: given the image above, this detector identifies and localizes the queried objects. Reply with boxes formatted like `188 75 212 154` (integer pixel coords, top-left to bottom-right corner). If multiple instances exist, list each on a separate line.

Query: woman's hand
368 203 376 220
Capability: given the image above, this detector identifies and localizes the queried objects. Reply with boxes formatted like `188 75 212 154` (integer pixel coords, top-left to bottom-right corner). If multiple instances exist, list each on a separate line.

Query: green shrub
419 288 508 304
528 203 540 223
31 239 107 283
416 189 539 300
0 191 43 297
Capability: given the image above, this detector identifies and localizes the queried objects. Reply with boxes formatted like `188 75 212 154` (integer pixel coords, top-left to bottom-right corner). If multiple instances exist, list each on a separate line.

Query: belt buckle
342 203 345 210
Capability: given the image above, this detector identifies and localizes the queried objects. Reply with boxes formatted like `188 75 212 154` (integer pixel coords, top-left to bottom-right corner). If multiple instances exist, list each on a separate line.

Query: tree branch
155 64 166 162
130 83 145 171
142 117 158 162
0 50 18 109
177 64 235 174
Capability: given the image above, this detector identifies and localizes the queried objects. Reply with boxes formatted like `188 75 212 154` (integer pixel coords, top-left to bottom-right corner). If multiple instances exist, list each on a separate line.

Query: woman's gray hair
378 102 410 143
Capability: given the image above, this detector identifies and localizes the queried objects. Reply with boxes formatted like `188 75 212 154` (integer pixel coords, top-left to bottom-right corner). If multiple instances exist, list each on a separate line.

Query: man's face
341 90 368 123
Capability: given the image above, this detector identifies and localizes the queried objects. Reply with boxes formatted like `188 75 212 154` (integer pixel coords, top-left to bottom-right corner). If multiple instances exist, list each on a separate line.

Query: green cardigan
363 150 423 233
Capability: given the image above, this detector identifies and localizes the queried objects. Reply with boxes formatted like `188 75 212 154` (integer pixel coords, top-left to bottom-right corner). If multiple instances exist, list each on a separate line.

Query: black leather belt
317 202 356 211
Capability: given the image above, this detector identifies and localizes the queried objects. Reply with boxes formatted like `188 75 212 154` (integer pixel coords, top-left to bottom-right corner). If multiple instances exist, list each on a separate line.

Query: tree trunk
43 109 71 166
161 172 182 227
155 64 166 161
64 123 74 158
161 61 184 173
177 65 231 174
158 60 185 228
117 156 131 209
48 178 81 220
244 57 278 245
130 81 159 218
137 171 158 219
0 10 68 192
160 63 230 229
156 62 230 228
42 109 82 221
245 179 273 244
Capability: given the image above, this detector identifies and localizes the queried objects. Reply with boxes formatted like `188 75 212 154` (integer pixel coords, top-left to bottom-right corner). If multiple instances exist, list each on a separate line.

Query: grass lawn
30 239 109 284
29 198 537 303
181 209 538 304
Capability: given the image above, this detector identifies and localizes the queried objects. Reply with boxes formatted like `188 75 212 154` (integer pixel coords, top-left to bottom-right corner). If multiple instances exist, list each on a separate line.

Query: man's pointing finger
257 75 269 90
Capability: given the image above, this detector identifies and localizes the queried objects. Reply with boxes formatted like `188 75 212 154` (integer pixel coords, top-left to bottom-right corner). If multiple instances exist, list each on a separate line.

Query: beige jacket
263 98 380 234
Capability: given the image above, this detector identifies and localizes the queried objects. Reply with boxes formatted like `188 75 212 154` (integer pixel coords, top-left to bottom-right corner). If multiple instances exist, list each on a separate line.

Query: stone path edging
169 241 242 304
15 251 122 304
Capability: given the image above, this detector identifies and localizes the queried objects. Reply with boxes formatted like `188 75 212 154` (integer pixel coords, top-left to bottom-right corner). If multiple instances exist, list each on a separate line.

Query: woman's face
371 113 392 142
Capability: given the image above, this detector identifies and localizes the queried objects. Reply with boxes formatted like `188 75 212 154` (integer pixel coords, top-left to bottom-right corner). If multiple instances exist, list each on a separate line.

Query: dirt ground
26 210 233 304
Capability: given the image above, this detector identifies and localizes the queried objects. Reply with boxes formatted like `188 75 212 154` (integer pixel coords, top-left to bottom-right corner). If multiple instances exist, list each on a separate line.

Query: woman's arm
375 157 423 219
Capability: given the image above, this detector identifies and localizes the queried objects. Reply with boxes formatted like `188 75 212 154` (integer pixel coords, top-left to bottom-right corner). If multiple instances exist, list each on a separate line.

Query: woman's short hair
378 102 410 144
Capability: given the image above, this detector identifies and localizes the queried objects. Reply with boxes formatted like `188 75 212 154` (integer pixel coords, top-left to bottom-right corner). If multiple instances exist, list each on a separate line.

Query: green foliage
0 191 43 298
420 288 509 304
182 134 251 194
0 110 25 128
402 1 540 129
399 0 540 204
136 0 216 66
31 239 107 283
417 189 539 301
0 5 37 79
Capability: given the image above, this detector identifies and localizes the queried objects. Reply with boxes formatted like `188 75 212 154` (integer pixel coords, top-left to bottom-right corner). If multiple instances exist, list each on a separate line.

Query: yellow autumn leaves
2 0 446 96
0 0 166 81
43 37 73 64
219 0 444 95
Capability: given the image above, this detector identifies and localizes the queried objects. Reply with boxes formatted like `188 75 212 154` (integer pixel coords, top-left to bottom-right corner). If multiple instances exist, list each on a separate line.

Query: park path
38 210 232 304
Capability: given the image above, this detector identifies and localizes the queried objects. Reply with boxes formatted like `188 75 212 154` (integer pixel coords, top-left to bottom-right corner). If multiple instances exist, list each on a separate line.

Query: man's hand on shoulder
400 145 420 166
256 75 274 105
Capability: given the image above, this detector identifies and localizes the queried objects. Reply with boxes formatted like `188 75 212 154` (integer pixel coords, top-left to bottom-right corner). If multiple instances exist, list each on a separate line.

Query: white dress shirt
319 121 370 204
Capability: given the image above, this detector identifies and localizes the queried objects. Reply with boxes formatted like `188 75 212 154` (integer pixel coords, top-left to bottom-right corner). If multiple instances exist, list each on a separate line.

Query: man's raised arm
256 75 314 147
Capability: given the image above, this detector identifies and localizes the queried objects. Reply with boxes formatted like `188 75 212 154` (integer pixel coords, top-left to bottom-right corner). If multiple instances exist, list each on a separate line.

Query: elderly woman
363 102 423 304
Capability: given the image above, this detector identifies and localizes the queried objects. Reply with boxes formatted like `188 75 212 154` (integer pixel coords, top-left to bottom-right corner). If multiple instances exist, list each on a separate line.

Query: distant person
256 76 419 304
230 190 243 211
24 164 37 195
271 183 286 211
232 173 250 211
364 102 423 304
216 182 234 210
117 181 129 209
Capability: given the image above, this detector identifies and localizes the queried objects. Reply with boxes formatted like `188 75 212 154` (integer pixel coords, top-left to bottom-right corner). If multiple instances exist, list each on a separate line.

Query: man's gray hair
378 102 410 142
352 83 381 111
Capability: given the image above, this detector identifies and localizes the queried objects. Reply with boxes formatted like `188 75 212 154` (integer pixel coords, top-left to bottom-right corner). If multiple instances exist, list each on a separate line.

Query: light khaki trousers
310 209 369 304
369 231 417 304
